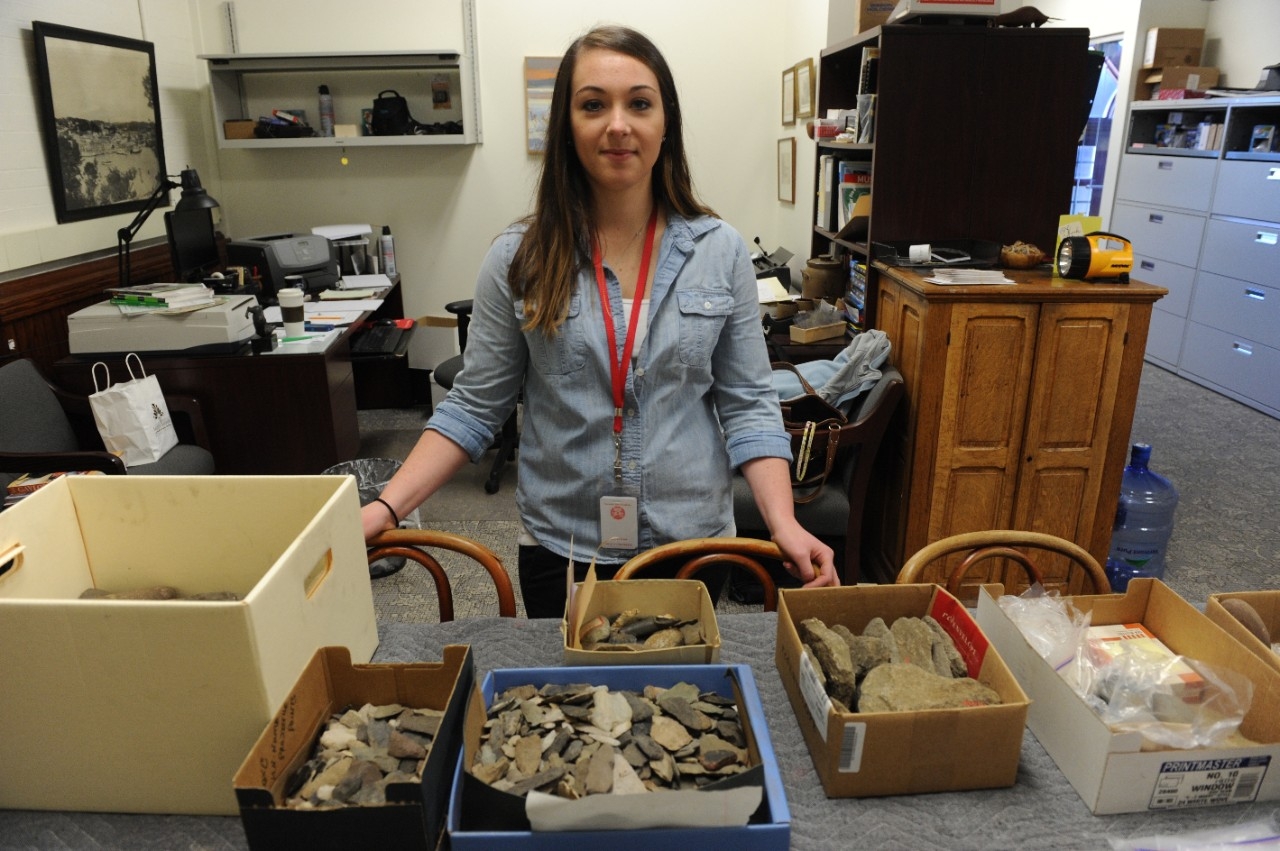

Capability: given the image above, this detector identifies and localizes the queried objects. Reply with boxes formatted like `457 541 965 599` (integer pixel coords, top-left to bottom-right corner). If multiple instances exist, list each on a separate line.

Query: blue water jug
1105 443 1179 591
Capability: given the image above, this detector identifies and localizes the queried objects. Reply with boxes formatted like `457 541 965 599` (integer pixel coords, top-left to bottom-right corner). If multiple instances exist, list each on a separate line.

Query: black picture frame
32 21 167 224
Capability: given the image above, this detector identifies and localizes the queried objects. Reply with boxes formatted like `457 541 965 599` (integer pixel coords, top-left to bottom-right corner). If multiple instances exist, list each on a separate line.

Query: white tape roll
909 243 931 263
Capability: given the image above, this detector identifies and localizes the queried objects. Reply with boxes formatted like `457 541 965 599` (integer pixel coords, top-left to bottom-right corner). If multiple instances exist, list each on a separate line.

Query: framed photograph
524 56 560 154
777 138 796 203
32 22 167 224
795 58 816 120
781 67 796 126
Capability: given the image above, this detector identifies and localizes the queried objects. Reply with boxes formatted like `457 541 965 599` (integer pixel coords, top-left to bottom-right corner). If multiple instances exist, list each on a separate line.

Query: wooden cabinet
812 24 1093 327
865 266 1166 593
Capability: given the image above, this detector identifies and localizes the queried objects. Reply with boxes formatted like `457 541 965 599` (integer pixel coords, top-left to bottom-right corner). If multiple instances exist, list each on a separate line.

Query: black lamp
116 167 219 287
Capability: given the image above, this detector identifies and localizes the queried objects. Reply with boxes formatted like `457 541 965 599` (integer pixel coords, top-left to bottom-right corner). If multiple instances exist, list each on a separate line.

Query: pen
281 335 317 343
304 323 335 332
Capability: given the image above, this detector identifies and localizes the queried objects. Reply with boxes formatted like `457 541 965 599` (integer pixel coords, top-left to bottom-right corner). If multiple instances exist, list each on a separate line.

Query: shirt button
635 367 645 377
704 300 712 309
628 460 637 471
627 408 637 417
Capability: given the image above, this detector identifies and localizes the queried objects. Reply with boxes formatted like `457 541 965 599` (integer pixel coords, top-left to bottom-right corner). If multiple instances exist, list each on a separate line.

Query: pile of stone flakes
800 615 1002 712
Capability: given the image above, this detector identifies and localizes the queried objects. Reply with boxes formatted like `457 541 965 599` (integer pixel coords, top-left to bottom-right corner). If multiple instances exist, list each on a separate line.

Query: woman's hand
771 521 840 587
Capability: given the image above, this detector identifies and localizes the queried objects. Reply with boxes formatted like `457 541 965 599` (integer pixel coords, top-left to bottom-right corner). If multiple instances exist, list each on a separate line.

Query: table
2 613 1276 850
51 284 404 474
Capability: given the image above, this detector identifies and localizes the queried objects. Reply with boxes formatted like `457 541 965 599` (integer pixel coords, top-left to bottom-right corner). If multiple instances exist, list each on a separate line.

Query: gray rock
925 615 969 677
890 617 936 672
799 618 857 707
858 663 1001 712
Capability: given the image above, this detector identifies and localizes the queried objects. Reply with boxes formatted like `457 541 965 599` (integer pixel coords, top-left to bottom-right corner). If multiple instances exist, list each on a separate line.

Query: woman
363 24 837 617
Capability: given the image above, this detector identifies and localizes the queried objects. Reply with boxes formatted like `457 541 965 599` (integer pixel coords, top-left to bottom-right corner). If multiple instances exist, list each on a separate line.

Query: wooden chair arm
0 449 126 476
366 528 516 620
614 537 783 612
897 529 1109 596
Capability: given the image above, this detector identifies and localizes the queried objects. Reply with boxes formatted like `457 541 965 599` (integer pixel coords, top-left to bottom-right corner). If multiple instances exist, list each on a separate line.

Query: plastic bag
997 583 1092 675
1108 813 1280 850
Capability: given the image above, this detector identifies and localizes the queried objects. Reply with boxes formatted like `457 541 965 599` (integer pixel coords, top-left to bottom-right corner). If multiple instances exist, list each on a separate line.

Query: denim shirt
427 213 792 563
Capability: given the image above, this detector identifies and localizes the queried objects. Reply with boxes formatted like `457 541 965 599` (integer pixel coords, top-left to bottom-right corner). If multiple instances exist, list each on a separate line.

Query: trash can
323 458 420 578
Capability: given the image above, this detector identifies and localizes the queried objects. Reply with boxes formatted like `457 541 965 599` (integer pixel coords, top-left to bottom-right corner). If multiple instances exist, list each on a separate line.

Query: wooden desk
53 285 404 475
867 264 1167 592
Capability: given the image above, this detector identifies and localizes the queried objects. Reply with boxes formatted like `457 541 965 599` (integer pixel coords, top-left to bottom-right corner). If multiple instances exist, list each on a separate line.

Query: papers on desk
924 268 1015 285
265 326 343 354
334 273 394 293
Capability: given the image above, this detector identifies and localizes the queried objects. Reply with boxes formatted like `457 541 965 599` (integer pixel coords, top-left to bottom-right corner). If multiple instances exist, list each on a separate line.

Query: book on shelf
858 46 879 95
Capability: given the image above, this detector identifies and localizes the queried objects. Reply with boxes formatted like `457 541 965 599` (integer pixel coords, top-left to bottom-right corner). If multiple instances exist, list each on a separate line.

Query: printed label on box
798 649 834 742
1150 756 1270 809
838 721 867 774
928 592 990 678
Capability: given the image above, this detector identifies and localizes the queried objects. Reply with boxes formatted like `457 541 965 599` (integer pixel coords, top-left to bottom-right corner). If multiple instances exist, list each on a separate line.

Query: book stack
106 283 216 312
4 471 105 507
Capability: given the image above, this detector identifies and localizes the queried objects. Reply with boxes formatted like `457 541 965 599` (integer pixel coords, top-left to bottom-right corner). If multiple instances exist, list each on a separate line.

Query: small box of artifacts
775 583 1030 797
234 645 473 851
977 578 1280 814
447 663 790 850
563 562 721 665
1207 590 1280 675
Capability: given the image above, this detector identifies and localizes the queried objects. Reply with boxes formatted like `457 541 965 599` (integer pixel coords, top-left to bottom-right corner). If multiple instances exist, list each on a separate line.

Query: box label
798 648 834 742
929 592 989 678
1149 756 1270 809
838 721 867 774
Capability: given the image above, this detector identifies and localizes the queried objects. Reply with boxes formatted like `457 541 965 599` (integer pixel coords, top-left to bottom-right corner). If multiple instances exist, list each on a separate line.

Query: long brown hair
508 25 715 335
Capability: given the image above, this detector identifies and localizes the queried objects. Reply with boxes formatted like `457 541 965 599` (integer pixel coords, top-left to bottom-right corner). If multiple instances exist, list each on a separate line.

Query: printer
68 295 260 356
226 233 340 303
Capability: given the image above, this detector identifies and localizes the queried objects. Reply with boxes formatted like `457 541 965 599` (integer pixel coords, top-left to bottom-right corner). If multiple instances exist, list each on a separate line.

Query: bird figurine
989 6 1059 28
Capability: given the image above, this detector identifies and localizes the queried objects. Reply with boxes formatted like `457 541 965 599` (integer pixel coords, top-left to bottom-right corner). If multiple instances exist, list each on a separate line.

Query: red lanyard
593 208 659 437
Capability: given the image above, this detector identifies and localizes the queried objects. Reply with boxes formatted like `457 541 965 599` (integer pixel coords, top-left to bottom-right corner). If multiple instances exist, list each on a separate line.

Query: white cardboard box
0 475 379 815
976 580 1280 815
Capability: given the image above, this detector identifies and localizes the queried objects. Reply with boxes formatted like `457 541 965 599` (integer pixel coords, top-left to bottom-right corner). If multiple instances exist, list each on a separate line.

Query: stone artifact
1220 598 1272 647
801 614 1002 714
577 609 705 651
79 585 240 601
470 680 750 799
283 702 444 809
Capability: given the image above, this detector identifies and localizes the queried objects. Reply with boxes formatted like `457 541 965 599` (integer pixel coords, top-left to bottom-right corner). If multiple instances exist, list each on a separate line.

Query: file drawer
1189 271 1280 349
1112 202 1206 269
1115 153 1216 211
1145 306 1185 367
1199 216 1280 286
1132 254 1195 317
1212 161 1280 222
1181 321 1280 414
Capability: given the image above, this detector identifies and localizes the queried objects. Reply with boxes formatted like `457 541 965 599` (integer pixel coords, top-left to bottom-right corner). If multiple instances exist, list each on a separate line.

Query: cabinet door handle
1140 260 1156 271
1268 168 1280 182
1232 342 1253 356
1257 231 1278 246
1157 160 1174 171
1245 288 1266 301
1148 213 1164 224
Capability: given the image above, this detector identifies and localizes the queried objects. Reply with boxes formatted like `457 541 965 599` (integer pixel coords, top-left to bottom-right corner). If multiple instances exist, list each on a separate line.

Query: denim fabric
428 213 792 564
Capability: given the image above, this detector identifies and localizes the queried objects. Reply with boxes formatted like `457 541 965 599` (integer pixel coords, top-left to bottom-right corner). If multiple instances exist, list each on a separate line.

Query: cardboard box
563 574 721 665
789 322 846 344
448 664 790 850
976 579 1280 815
1136 66 1219 101
1143 28 1204 69
886 0 997 23
234 645 473 851
1206 590 1280 675
775 584 1030 797
0 475 379 815
225 118 256 139
855 0 896 33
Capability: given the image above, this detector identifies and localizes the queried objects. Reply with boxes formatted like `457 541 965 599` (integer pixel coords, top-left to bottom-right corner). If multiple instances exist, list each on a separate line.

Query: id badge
599 491 639 551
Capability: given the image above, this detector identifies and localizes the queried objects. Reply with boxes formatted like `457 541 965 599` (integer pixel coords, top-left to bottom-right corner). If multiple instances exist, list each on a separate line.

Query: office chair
0 358 214 484
896 530 1111 604
433 299 519 495
366 528 517 620
732 365 904 586
614 537 783 612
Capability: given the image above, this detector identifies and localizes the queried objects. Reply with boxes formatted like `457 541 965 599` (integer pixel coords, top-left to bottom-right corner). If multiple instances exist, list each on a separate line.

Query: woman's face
569 47 666 199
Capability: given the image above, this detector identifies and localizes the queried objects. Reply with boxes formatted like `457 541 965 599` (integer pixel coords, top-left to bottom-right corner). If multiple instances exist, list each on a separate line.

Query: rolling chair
0 358 214 485
432 299 519 495
732 365 904 586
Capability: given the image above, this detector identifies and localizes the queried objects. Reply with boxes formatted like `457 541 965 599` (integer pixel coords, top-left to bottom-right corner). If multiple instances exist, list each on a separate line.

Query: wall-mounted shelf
201 51 482 148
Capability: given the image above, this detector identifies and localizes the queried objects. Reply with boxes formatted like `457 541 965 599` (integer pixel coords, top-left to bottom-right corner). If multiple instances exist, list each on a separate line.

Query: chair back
614 537 782 612
366 528 517 620
896 530 1110 602
0 359 79 454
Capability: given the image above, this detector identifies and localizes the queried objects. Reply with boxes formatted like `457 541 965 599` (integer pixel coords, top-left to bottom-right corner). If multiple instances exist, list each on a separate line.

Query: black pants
517 544 727 619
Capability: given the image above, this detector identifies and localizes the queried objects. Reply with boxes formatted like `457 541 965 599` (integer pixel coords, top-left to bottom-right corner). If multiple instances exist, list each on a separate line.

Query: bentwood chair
614 537 784 612
366 528 517 620
896 530 1111 604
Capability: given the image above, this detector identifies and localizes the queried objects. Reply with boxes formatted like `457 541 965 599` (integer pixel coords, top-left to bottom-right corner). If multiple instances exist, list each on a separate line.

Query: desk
51 284 404 474
2 613 1273 849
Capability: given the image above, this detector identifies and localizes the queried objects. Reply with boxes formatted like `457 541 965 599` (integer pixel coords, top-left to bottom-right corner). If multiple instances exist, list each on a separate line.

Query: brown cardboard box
563 569 721 665
1206 590 1280 675
977 580 1280 814
1136 66 1219 101
789 322 845 343
225 118 256 139
0 475 379 815
775 584 1030 797
855 0 896 33
234 645 473 851
1143 28 1204 69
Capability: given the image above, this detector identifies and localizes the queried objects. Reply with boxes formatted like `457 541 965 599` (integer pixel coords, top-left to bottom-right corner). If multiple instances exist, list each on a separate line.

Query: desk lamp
116 168 219 287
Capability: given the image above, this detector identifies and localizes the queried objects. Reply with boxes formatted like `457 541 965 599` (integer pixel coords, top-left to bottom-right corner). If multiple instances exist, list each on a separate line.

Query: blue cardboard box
447 664 790 850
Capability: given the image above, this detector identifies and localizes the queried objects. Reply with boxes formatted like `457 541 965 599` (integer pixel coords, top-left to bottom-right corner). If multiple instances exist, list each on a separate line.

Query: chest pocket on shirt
676 290 734 367
518 293 586 375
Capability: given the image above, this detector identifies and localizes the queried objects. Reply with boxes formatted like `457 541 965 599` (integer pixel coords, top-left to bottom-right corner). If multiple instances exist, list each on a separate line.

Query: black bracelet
373 497 399 527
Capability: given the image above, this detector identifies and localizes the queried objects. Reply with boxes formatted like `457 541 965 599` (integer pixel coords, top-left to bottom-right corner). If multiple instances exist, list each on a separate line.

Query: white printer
67 295 259 355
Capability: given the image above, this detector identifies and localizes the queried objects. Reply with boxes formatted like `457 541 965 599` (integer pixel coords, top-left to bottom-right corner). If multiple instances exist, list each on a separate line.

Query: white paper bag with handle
89 353 178 467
